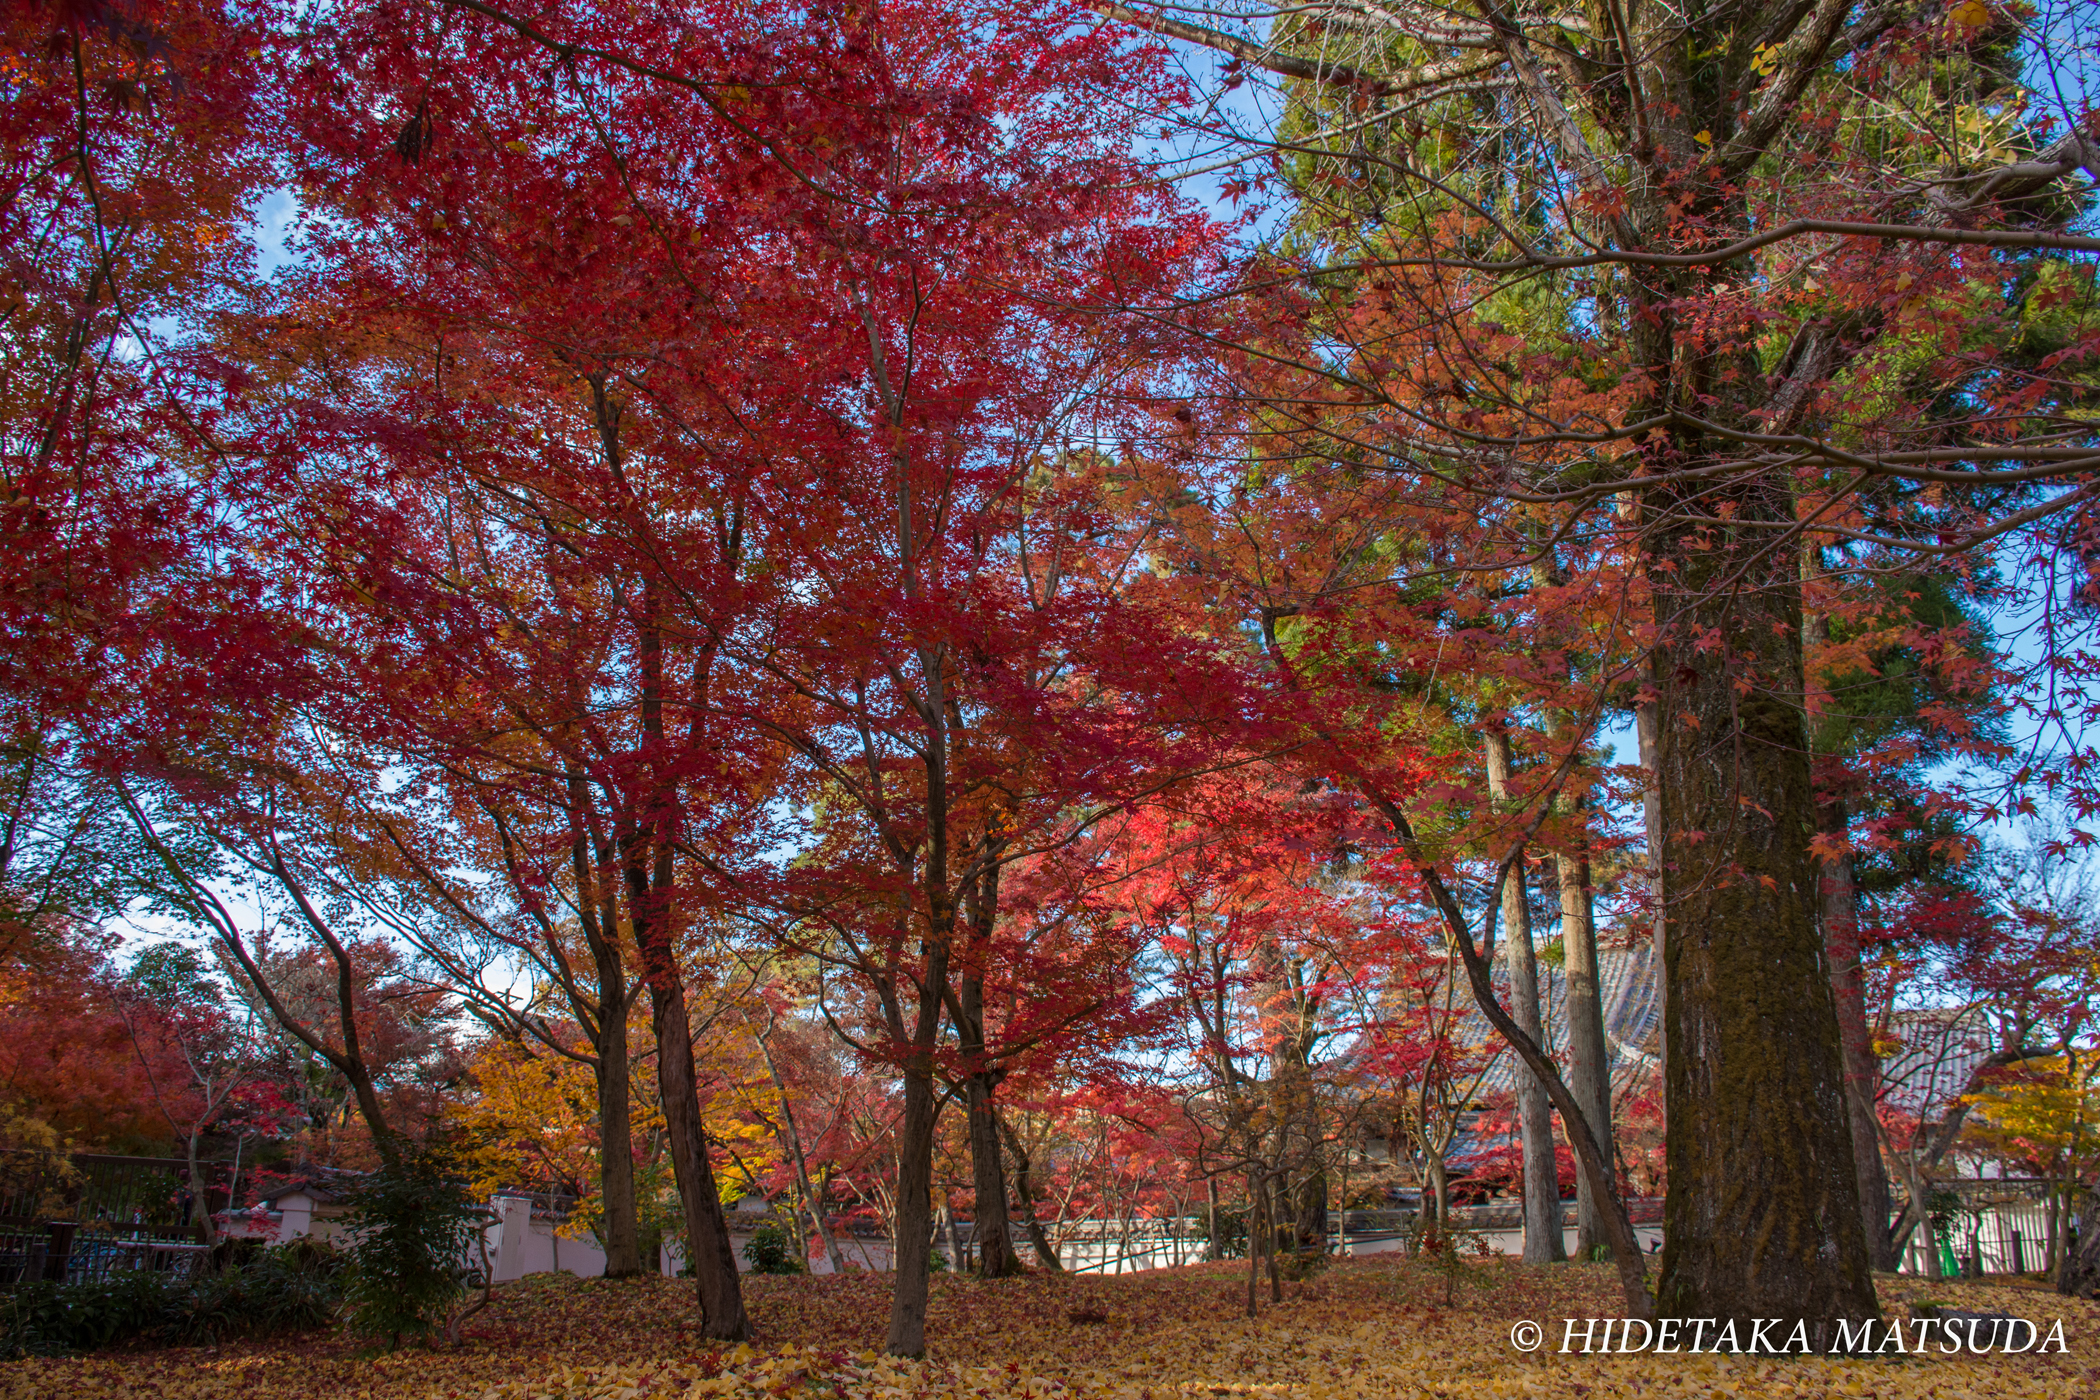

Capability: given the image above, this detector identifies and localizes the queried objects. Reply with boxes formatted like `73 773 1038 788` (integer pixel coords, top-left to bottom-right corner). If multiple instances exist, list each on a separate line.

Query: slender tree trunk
938 1189 962 1273
1636 700 1666 1088
1557 838 1612 1258
889 1064 942 1353
185 1128 217 1246
884 921 952 1355
1646 494 1879 1336
754 1018 847 1276
1263 1175 1282 1302
1815 797 1895 1270
1802 551 1895 1276
1483 730 1565 1264
645 973 751 1337
2048 1181 2064 1277
591 944 643 1278
1244 1171 1260 1317
1538 707 1613 1260
624 574 748 1336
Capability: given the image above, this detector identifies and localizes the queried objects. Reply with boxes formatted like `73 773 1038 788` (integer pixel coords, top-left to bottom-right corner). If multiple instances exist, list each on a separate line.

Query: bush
339 1148 484 1349
741 1221 805 1276
177 1240 344 1344
0 1240 346 1357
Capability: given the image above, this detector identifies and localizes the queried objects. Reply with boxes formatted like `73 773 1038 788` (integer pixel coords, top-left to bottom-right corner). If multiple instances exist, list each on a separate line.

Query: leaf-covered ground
6 1259 2095 1400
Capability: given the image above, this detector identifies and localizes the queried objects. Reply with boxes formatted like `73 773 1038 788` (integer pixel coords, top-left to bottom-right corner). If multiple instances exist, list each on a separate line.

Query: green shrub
177 1241 344 1344
339 1148 484 1349
740 1221 805 1276
0 1240 346 1357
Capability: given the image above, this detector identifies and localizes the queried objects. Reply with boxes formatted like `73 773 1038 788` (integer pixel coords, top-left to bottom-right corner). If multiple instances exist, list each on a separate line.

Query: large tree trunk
1482 729 1565 1264
1646 482 1879 1338
645 972 751 1338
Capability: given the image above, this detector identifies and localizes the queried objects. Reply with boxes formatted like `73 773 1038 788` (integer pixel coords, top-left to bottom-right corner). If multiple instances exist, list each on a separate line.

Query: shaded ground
3 1257 2094 1399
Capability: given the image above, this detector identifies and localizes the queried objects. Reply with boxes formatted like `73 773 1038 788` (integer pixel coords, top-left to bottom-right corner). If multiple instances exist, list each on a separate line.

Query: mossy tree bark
1645 472 1879 1337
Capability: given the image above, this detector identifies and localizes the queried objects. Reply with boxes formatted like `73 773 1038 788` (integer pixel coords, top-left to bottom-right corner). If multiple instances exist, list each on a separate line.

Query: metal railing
0 1150 213 1287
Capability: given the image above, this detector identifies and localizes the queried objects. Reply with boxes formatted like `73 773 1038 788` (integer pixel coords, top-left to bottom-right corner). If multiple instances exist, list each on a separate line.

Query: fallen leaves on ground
3 1258 2094 1399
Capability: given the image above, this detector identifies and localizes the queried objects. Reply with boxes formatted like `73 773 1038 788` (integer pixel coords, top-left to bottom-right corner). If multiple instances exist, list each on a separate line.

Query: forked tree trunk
1482 729 1565 1264
1646 482 1879 1339
1002 1115 1061 1270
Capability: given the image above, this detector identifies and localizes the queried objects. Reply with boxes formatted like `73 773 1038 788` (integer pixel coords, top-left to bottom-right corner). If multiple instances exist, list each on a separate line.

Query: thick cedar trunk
1482 729 1565 1264
1647 482 1879 1337
1816 797 1895 1270
645 972 751 1337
